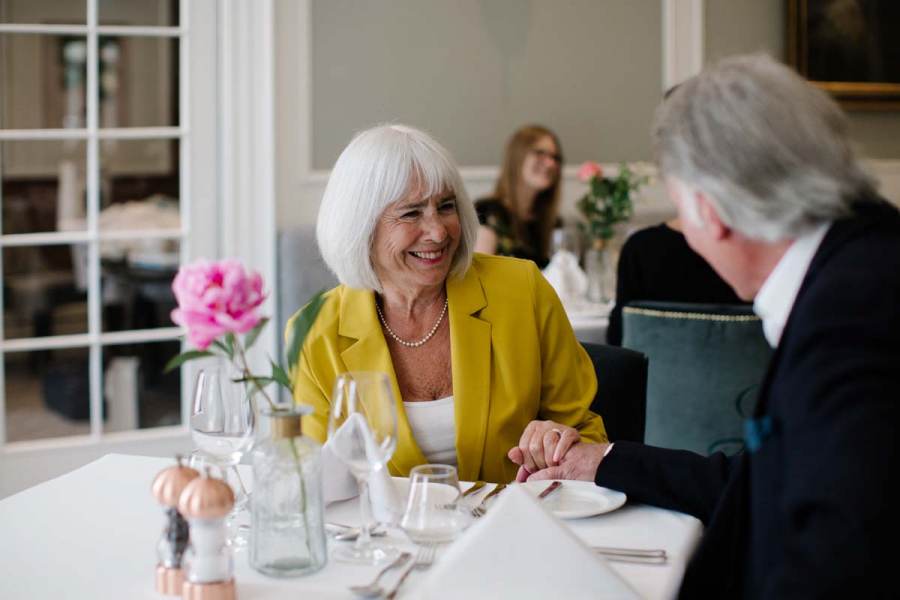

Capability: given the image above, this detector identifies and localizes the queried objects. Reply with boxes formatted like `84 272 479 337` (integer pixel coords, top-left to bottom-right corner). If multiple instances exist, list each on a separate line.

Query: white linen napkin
414 485 639 600
542 249 589 307
321 413 402 524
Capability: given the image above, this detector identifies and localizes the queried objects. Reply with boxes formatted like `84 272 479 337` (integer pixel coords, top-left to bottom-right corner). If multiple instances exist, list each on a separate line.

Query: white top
403 395 458 466
753 222 831 347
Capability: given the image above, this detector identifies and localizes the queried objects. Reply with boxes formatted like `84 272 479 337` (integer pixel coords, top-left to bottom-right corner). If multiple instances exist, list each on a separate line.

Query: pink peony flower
170 259 267 350
577 161 603 183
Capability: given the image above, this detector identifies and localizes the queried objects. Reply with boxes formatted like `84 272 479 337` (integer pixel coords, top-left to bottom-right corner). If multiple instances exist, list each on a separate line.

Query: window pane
101 239 179 333
99 0 179 27
0 0 87 24
4 347 91 443
102 339 181 433
1 34 87 129
3 243 88 339
2 140 88 235
97 36 178 128
100 138 180 189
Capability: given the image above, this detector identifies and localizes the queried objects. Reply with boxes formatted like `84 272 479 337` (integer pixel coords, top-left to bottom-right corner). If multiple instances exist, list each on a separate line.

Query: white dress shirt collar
753 222 831 348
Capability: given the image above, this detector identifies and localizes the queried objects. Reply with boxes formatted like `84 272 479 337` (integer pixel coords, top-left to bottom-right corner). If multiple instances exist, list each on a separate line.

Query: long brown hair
493 124 563 261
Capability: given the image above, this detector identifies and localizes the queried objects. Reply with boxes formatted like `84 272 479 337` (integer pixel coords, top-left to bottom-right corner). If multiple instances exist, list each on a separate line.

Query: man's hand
526 442 610 482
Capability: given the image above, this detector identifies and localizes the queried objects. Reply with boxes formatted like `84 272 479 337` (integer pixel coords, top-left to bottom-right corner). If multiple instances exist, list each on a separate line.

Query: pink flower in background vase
170 259 266 349
577 161 603 183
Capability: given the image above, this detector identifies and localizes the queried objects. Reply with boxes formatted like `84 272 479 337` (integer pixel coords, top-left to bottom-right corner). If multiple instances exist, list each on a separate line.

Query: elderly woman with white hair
289 124 607 483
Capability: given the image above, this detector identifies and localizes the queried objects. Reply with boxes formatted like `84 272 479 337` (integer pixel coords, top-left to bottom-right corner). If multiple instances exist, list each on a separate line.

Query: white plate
519 480 626 519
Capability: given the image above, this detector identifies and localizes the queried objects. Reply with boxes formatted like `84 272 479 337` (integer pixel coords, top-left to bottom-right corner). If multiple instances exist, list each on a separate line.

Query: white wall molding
219 0 277 367
662 0 704 91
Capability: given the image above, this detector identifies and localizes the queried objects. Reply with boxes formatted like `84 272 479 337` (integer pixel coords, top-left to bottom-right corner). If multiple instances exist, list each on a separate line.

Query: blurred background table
567 300 614 344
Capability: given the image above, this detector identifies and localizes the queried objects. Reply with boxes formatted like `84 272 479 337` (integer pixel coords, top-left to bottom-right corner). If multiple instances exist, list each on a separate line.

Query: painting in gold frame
787 0 900 110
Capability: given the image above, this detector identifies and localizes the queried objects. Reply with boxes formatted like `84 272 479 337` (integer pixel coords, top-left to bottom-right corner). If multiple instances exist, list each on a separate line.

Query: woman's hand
507 420 580 482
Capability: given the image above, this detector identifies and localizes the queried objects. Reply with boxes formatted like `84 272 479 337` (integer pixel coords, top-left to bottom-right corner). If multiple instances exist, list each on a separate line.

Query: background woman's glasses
530 148 562 163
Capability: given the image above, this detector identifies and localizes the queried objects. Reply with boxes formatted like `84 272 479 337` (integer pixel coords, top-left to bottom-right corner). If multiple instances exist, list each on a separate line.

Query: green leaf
164 350 215 373
285 290 328 379
271 360 291 389
224 333 236 357
244 317 270 351
211 339 234 360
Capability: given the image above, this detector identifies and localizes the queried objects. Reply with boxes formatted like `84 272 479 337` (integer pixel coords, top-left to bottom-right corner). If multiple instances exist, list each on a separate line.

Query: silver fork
471 483 507 517
385 543 437 599
348 552 412 598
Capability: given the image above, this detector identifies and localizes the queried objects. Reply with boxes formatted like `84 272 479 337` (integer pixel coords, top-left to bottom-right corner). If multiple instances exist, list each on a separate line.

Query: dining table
0 454 702 599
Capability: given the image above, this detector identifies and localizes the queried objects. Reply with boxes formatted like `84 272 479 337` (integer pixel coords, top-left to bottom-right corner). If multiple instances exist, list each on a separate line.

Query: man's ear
696 192 729 240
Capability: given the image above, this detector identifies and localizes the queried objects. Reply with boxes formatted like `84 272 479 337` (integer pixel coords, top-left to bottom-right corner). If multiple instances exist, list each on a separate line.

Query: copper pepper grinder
151 455 200 595
179 468 237 600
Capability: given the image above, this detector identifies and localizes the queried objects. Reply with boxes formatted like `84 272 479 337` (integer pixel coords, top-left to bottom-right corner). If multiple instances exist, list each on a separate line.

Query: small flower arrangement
164 258 325 410
576 161 648 244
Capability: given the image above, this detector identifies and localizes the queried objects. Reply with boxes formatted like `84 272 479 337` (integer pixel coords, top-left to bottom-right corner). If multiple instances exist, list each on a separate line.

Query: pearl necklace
376 297 448 348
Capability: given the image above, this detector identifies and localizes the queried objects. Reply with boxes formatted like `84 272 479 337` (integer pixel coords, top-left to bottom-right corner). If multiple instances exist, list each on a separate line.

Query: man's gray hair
316 123 479 292
653 54 876 242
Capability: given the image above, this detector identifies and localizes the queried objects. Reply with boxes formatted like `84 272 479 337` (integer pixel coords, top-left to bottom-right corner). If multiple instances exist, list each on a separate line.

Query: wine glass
189 367 255 547
327 371 399 565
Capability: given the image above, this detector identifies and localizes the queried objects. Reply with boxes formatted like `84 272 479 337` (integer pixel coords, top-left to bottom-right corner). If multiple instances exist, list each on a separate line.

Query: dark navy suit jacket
595 200 900 598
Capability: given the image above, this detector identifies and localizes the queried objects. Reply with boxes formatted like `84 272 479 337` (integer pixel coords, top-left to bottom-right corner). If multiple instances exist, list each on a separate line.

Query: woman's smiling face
371 186 461 294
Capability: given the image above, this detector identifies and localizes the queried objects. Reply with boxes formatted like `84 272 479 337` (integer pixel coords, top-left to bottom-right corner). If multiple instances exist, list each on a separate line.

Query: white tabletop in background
0 454 701 599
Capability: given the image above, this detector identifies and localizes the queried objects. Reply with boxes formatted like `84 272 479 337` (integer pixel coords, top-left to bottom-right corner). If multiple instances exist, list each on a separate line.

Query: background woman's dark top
607 223 746 345
475 197 551 268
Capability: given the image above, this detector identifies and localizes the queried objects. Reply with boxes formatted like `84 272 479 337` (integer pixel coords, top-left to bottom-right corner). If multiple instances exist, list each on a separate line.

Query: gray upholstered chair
622 301 772 455
276 224 338 350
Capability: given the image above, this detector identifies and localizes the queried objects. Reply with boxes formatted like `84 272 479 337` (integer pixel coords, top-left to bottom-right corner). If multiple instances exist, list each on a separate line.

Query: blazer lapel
446 266 491 482
337 287 428 474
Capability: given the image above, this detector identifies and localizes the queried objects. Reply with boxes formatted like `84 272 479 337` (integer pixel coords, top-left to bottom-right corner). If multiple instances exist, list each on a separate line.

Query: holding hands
507 419 610 483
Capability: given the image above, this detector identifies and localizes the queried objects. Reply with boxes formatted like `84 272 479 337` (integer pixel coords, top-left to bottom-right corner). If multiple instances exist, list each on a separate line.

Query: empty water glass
400 464 468 544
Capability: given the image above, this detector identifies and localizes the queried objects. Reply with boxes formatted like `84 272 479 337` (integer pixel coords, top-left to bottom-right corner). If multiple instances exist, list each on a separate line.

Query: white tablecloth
0 454 702 599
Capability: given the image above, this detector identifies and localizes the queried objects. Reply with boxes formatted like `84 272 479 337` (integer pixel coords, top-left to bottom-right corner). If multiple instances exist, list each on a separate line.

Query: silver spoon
349 551 412 597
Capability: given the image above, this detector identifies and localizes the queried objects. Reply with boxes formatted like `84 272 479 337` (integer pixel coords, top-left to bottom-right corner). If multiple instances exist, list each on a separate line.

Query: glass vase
250 406 327 577
584 240 613 303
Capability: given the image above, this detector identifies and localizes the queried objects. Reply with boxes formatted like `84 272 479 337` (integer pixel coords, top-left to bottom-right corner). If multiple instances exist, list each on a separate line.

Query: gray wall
311 0 662 168
705 0 900 160
275 0 900 229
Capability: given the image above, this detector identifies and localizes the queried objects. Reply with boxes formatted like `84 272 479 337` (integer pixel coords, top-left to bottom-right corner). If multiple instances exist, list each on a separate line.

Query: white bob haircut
316 124 479 292
654 53 877 242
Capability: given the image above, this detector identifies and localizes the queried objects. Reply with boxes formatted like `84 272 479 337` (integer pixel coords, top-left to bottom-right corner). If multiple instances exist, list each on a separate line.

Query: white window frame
0 0 276 461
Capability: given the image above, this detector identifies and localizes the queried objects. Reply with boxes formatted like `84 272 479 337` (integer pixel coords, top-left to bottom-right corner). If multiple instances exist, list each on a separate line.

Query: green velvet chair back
622 301 772 455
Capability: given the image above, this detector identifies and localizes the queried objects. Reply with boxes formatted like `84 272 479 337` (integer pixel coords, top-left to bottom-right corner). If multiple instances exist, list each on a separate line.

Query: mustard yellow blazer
289 254 607 483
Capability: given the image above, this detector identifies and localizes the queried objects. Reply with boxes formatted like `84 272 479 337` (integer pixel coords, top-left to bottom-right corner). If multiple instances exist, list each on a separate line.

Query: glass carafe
250 406 327 577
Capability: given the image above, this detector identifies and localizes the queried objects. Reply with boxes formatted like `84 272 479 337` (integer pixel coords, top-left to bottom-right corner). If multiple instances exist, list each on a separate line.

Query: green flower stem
235 339 312 551
290 437 312 536
235 342 276 412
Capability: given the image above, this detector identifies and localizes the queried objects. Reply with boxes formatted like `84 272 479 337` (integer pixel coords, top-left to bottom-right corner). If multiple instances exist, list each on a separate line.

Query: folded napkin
415 485 638 600
321 412 402 524
542 250 589 307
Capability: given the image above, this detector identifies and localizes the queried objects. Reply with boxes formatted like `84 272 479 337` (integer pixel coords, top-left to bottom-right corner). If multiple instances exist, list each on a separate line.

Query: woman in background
474 125 563 268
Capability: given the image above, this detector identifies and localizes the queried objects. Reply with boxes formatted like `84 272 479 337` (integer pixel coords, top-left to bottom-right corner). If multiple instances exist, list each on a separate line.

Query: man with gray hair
522 54 899 597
